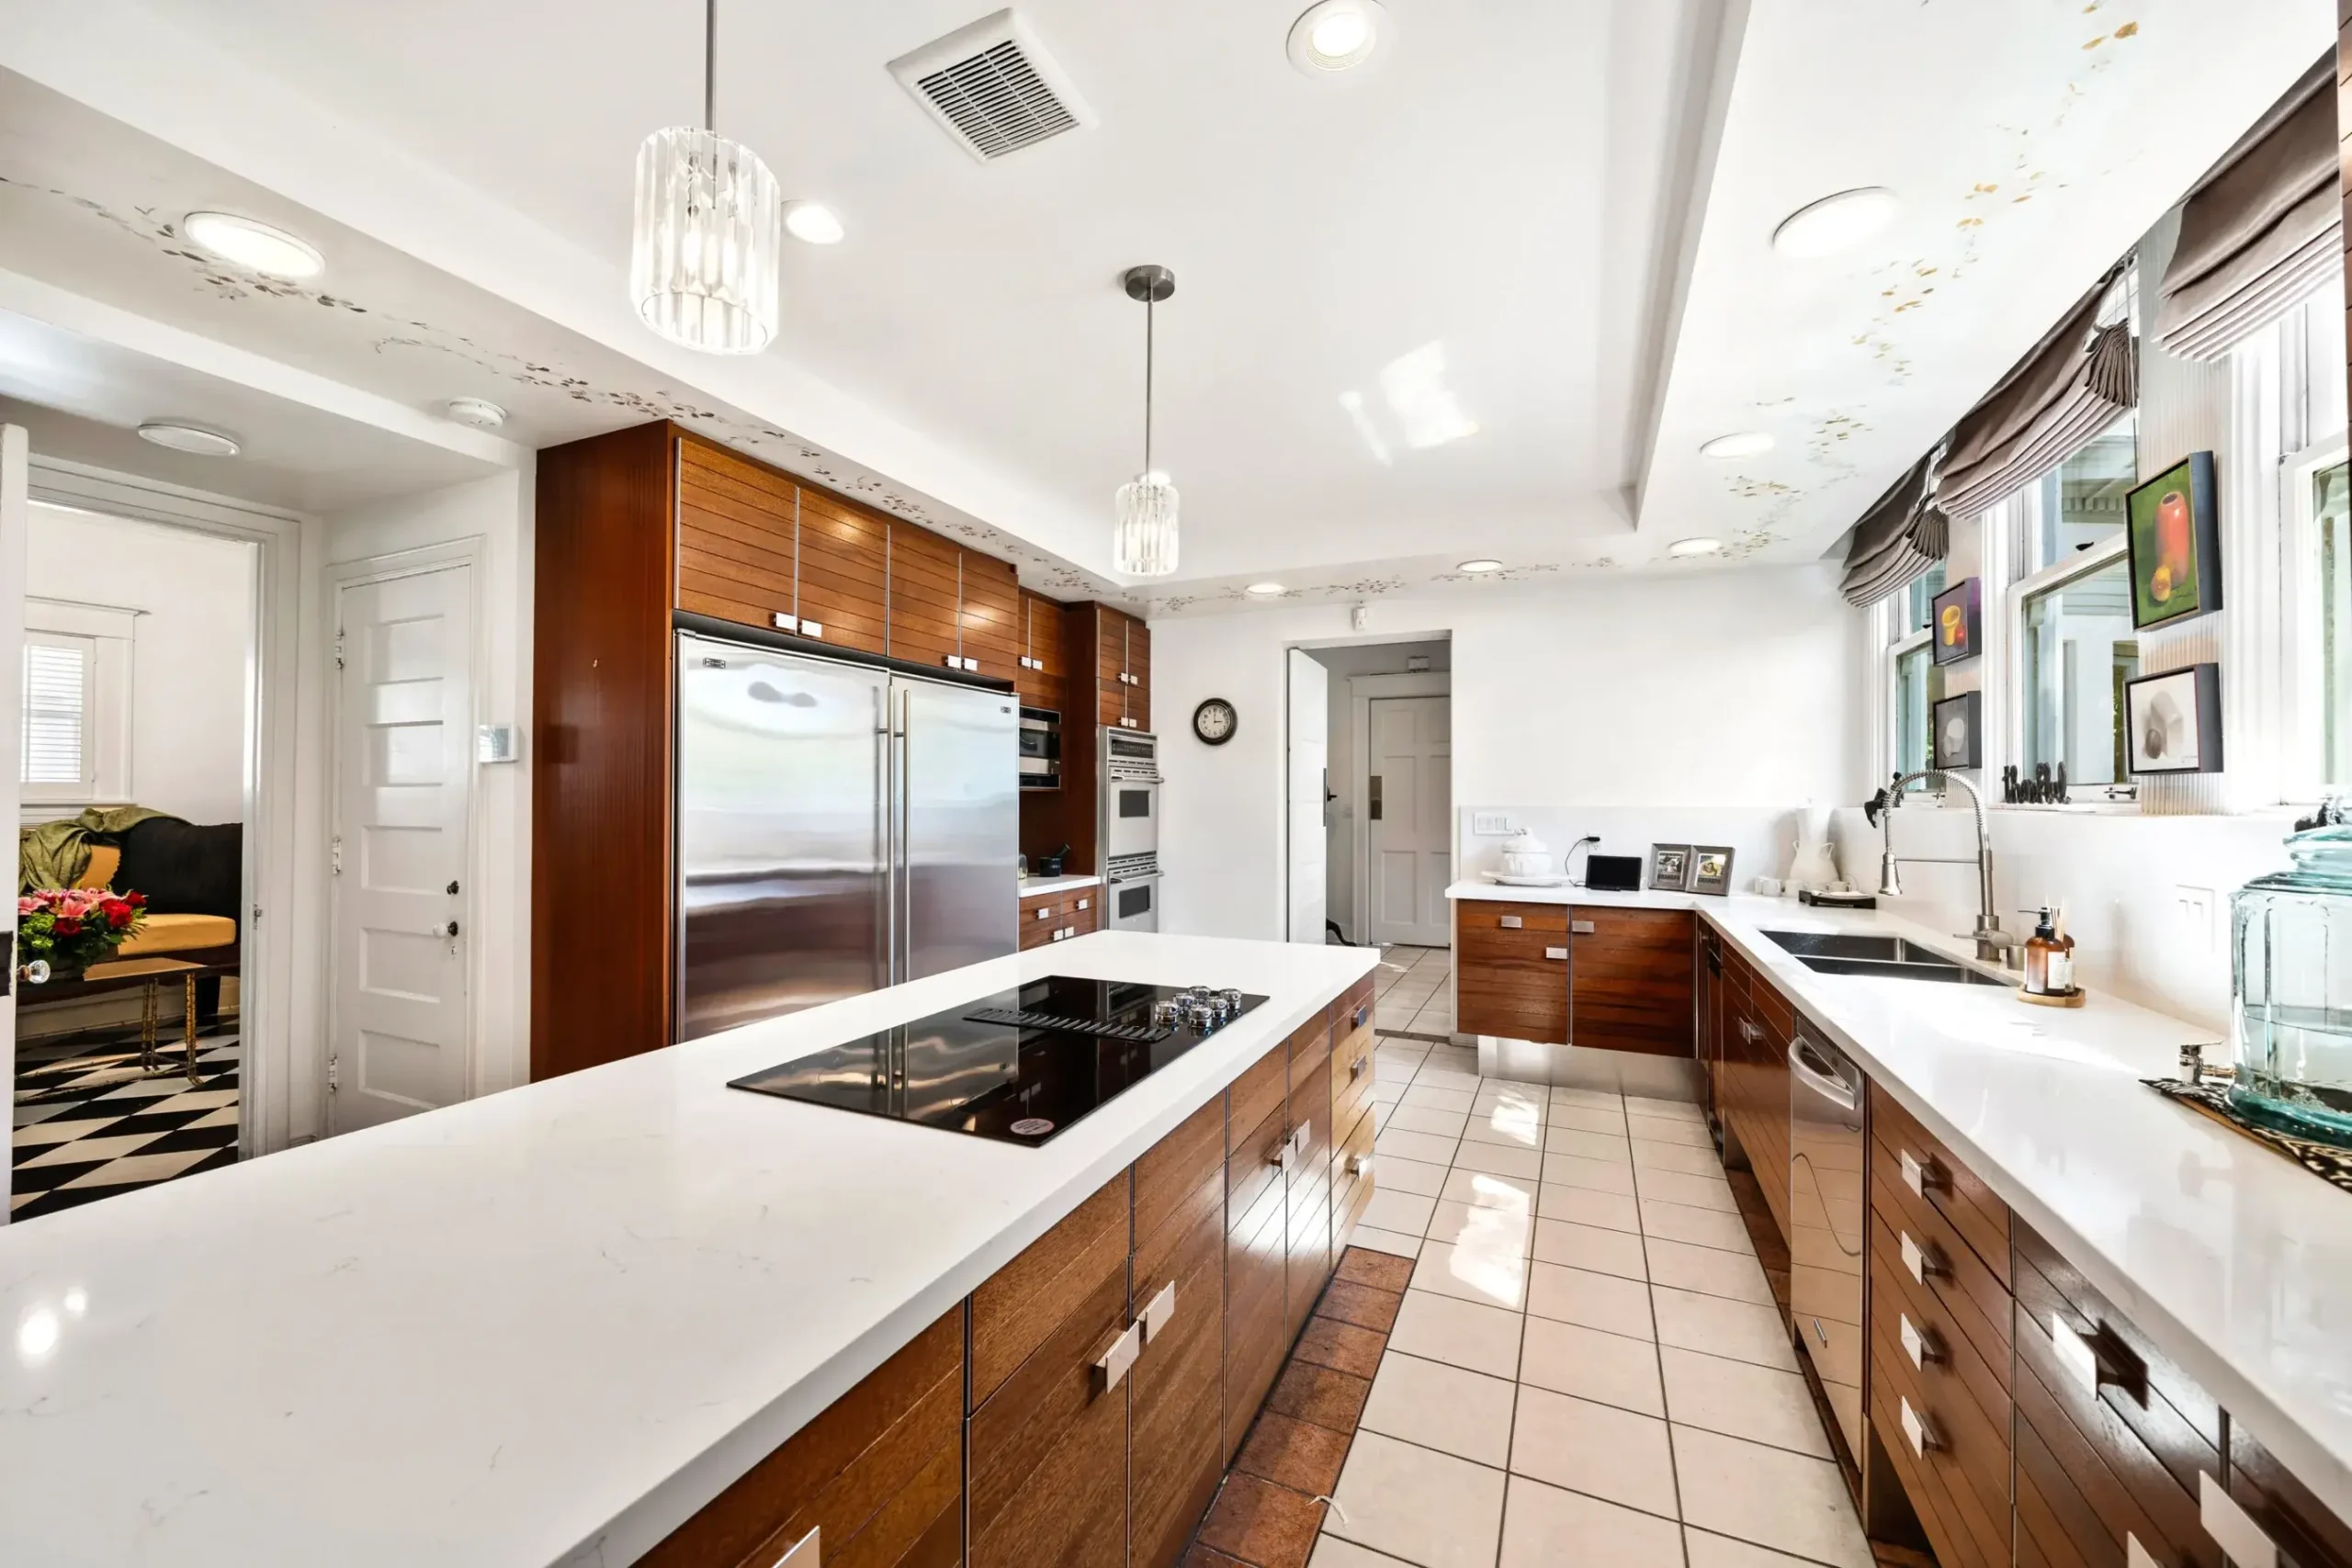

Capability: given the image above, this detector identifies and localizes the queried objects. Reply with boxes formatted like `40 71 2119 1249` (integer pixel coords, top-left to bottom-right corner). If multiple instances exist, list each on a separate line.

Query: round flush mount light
1288 0 1385 73
443 397 508 430
1770 186 1901 259
1700 431 1776 460
182 210 325 279
1245 581 1287 596
1456 558 1503 574
783 201 845 245
136 422 242 457
1668 536 1725 558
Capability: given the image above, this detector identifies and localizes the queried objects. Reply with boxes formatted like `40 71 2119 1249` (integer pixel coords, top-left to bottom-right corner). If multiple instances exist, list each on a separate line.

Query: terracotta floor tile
1238 1409 1354 1495
1268 1360 1373 1434
1316 1280 1403 1333
1336 1247 1416 1292
1198 1472 1329 1568
1294 1314 1387 1379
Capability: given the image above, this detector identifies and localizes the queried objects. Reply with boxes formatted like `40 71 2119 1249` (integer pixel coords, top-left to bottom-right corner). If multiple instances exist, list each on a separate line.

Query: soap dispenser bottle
2022 905 2075 996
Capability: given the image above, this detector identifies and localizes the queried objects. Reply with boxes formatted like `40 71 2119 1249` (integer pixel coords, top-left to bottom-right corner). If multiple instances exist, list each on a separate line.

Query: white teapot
1500 830 1553 879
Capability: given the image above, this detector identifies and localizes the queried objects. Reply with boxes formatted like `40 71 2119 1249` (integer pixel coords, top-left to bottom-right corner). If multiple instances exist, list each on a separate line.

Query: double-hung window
1886 562 1944 778
2015 417 2139 793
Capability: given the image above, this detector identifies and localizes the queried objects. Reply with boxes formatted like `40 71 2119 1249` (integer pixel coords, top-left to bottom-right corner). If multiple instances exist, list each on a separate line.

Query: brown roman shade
2155 52 2339 363
1931 264 2134 524
1838 457 1949 608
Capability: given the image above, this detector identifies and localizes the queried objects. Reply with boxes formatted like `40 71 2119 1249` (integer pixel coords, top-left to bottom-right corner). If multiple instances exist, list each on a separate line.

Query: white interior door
329 562 473 1133
0 429 28 1218
1285 649 1329 943
1367 694 1452 947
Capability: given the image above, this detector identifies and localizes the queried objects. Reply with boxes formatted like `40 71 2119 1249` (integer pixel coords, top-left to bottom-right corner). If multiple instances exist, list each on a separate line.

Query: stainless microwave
1018 706 1060 790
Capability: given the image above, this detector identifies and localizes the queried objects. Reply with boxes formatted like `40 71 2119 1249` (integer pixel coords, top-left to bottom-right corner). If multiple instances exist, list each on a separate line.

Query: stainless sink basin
1758 930 2013 987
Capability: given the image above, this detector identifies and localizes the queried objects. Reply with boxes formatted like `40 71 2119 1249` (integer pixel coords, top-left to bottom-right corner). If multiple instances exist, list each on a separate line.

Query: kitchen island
0 932 1378 1568
1448 878 2352 1562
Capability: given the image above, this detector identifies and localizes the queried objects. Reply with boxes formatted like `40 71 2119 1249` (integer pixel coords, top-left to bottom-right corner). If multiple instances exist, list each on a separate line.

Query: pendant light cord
704 0 718 131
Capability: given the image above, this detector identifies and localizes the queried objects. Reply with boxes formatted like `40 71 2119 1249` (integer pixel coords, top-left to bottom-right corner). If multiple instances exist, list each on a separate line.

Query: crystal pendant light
1114 265 1180 576
629 0 781 355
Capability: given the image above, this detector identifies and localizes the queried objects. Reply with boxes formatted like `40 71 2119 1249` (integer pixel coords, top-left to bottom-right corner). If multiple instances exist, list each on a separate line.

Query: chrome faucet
1864 770 2021 967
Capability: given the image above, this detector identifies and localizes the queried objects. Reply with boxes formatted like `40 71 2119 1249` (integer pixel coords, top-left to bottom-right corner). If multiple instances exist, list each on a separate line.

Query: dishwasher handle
1788 1037 1860 1113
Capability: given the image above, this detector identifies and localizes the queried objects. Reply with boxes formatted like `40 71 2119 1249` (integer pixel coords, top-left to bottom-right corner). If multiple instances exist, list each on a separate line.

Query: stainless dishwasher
1788 1025 1866 1461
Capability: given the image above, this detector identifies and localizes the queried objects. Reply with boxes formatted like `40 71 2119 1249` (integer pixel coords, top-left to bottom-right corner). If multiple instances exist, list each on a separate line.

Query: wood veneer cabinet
1455 899 1569 1043
1016 884 1098 951
1071 603 1151 732
1013 590 1068 711
1568 908 1694 1055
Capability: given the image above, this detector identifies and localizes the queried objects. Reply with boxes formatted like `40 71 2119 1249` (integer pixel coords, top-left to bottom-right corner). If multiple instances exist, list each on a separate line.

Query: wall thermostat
477 723 521 763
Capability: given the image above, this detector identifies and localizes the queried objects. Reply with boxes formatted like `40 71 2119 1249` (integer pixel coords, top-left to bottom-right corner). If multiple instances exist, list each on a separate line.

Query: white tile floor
1372 944 1454 1039
1319 1040 1871 1568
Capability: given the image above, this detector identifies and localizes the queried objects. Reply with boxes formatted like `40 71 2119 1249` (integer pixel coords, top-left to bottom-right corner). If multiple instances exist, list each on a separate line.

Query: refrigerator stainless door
894 676 1017 981
676 632 889 1041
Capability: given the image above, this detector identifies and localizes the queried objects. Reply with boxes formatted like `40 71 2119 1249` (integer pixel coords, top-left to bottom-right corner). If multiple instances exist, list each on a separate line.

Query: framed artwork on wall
1646 844 1691 891
1930 577 1981 665
2124 663 2223 774
2124 451 2222 629
1931 691 1981 771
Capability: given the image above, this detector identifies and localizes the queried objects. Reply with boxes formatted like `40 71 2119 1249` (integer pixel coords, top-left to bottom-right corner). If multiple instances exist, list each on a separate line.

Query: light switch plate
476 723 520 763
2177 886 2216 953
1472 812 1516 835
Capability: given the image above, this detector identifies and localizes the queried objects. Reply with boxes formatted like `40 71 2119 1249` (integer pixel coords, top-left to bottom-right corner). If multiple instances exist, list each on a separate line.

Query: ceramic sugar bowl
1500 830 1554 879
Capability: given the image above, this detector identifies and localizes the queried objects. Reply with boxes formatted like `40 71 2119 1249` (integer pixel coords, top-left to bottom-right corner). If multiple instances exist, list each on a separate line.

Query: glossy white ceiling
0 0 2335 609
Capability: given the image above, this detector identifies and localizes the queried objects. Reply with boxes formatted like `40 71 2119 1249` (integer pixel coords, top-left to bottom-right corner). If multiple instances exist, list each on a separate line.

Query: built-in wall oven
1788 1024 1866 1461
1101 728 1160 931
1018 706 1060 790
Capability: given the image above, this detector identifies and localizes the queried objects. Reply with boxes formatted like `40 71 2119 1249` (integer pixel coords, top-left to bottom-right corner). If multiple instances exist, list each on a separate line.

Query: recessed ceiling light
1700 431 1776 460
783 201 845 245
444 398 508 430
1456 558 1503 574
1288 0 1385 73
1668 537 1725 558
136 422 241 457
1245 581 1287 596
181 211 324 279
1770 187 1901 259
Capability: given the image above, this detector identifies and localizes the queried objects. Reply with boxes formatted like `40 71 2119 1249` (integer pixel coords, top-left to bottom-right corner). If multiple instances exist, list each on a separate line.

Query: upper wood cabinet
793 485 890 658
1075 603 1151 731
887 521 965 671
1014 590 1068 710
676 439 799 632
960 551 1020 685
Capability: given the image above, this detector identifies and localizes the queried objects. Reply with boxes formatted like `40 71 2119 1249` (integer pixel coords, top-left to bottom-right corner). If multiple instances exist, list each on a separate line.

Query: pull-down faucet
1865 769 2021 967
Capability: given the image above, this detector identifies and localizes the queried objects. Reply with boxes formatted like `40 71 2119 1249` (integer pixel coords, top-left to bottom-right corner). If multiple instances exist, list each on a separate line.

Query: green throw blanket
18 807 178 893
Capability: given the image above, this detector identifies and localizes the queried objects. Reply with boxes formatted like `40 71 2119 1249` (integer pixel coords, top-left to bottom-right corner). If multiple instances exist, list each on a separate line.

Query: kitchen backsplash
1454 806 1822 892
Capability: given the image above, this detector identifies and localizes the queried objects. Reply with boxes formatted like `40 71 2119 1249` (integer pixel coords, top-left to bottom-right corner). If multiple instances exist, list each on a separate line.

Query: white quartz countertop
0 933 1378 1568
1448 877 2352 1518
1017 873 1103 897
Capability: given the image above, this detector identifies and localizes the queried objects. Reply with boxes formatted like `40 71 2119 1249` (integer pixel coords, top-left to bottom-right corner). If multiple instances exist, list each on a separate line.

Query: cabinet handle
801 620 824 639
1272 1136 1295 1172
1544 946 1568 961
2125 1532 2162 1568
1094 1321 1143 1394
769 1526 820 1568
1899 1313 1943 1370
1498 915 1523 929
1141 1280 1178 1343
1570 919 1596 934
2199 1472 2278 1568
1898 1230 1945 1284
1349 1152 1372 1177
1035 908 1052 920
1078 897 1090 910
771 612 801 634
1350 1054 1368 1080
1899 1148 1944 1197
1898 1395 1939 1456
1290 1123 1312 1158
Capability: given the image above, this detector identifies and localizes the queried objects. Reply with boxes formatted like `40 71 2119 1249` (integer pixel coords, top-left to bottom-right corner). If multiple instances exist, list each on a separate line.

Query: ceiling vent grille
888 9 1098 163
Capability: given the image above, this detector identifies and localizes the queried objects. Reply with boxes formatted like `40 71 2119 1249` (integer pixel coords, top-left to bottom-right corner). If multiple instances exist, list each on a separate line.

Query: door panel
1286 649 1329 943
332 564 473 1130
897 679 1017 983
1366 695 1452 947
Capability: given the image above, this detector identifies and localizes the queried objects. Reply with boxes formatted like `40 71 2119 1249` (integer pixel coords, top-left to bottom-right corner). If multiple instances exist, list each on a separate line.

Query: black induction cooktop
728 976 1269 1145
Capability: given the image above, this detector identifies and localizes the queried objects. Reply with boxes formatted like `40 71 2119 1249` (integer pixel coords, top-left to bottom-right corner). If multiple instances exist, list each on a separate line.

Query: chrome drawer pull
1571 919 1596 934
1094 1321 1143 1393
2199 1472 2277 1568
1352 1004 1368 1028
2051 1315 2102 1393
1900 1313 1942 1369
1544 946 1568 961
1351 1054 1368 1080
1349 1152 1372 1177
1898 1395 1939 1456
1499 915 1523 929
1142 1280 1178 1343
1899 1148 1942 1197
1899 1230 1945 1283
771 1525 820 1567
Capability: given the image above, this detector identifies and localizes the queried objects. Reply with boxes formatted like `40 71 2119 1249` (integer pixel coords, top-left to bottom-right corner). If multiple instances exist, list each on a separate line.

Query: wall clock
1192 697 1238 746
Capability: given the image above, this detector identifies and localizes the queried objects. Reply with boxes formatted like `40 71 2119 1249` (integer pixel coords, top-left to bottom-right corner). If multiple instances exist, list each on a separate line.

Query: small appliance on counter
1585 853 1642 893
729 976 1268 1144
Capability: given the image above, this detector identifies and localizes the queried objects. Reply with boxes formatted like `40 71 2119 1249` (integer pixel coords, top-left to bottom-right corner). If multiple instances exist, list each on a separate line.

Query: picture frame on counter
1646 843 1691 891
2124 662 2223 774
1689 846 1735 897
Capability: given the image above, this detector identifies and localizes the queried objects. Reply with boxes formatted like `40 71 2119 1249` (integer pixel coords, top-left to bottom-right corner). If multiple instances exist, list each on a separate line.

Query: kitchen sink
1758 930 2014 987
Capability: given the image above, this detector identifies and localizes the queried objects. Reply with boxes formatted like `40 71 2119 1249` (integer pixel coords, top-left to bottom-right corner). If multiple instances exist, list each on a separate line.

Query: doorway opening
11 500 262 1220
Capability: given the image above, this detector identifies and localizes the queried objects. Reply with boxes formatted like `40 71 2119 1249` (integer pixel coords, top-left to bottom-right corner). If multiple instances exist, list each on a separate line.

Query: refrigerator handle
876 683 894 989
891 685 911 984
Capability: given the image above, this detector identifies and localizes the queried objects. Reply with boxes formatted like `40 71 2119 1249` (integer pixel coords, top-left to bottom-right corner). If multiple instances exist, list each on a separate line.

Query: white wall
26 503 253 824
1156 564 1865 941
1306 639 1451 942
285 467 535 1139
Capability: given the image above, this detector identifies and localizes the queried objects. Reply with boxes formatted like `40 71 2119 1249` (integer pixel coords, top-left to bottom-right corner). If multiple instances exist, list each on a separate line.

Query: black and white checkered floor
12 1024 241 1221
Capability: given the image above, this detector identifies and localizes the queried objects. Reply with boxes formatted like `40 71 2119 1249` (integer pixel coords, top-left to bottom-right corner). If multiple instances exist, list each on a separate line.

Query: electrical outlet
2176 886 2215 952
1473 812 1516 836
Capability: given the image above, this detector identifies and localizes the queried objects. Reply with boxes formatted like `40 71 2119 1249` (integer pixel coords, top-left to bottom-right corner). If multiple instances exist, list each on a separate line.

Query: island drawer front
1288 1004 1333 1082
966 1252 1130 1568
1227 1044 1289 1164
1870 1298 2011 1568
1332 1106 1375 1247
1458 897 1568 933
1331 1048 1374 1152
969 1173 1133 1410
1227 1048 1290 1222
639 1307 966 1568
1869 1132 2011 1371
1286 1055 1335 1335
2013 1306 2222 1568
2012 1220 2222 1496
1225 1082 1292 1462
2229 1416 2352 1568
1130 1156 1227 1568
1871 1083 2010 1288
1136 1097 1227 1247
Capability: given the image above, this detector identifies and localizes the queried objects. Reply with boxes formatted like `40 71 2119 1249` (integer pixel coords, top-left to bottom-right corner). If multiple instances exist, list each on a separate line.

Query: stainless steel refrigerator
675 629 1018 1042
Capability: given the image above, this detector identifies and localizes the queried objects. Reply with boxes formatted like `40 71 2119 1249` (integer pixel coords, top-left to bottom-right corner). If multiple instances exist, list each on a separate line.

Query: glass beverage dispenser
2232 807 2352 1145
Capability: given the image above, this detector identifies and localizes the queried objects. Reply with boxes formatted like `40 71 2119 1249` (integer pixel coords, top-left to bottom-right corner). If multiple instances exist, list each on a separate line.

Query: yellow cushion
116 913 236 956
74 845 121 890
